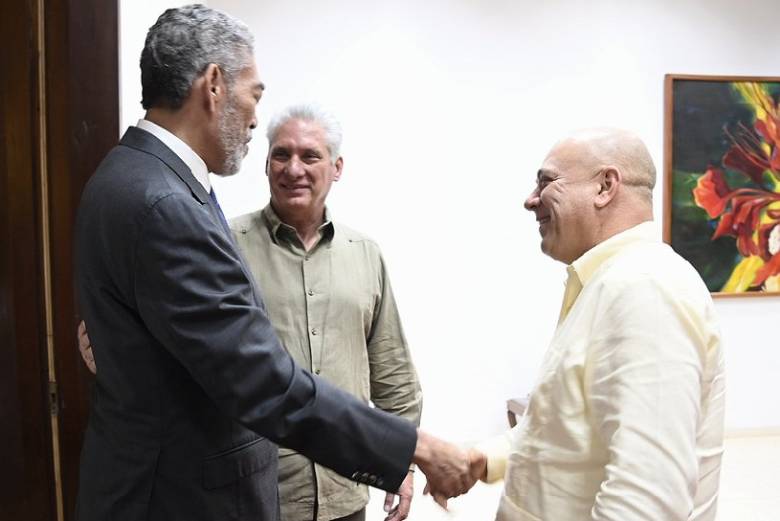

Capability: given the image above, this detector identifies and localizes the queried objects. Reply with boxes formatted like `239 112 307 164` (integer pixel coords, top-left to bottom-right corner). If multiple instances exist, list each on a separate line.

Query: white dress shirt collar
136 119 211 193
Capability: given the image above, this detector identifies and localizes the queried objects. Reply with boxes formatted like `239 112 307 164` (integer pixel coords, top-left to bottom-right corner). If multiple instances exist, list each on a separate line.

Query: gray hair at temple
140 4 254 110
266 104 344 163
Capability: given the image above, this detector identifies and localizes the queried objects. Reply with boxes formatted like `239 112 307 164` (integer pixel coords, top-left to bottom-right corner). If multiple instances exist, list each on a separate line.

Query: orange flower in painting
693 167 732 218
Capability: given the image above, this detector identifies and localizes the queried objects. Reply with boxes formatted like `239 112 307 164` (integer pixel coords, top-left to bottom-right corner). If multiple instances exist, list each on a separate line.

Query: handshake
77 322 489 516
411 430 486 509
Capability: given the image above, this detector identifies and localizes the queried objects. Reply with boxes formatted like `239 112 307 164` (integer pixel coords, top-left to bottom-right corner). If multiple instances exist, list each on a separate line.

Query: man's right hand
78 321 484 502
77 320 97 374
412 430 482 509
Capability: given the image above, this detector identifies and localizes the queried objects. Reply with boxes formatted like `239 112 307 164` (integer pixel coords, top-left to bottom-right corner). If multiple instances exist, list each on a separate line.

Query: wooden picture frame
664 74 780 297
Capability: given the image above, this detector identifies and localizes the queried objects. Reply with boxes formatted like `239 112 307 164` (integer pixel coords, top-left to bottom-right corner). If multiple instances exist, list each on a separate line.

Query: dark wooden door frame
1 0 118 519
46 0 119 516
1 0 57 517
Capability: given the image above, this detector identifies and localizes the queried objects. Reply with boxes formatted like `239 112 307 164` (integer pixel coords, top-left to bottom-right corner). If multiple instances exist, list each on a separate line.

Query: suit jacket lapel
119 126 210 204
119 127 233 238
118 127 266 307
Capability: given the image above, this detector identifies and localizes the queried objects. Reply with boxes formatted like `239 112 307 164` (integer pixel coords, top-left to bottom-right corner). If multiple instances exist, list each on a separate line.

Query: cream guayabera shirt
230 204 422 521
480 221 725 521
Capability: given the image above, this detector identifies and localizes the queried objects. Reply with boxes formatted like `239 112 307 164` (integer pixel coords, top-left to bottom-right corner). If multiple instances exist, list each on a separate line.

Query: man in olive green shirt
229 104 422 521
76 104 423 520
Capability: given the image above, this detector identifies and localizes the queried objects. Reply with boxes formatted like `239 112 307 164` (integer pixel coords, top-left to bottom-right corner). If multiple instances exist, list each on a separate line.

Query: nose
284 157 305 177
524 187 540 211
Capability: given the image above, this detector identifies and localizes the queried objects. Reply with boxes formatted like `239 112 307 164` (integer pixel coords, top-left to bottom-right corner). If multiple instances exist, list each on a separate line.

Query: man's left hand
383 470 414 521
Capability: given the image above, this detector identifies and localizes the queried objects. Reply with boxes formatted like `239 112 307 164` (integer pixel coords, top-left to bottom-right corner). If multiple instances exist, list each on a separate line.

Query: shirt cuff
475 432 512 483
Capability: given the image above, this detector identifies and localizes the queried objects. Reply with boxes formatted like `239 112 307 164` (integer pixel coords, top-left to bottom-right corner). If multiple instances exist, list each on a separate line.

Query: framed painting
664 74 780 296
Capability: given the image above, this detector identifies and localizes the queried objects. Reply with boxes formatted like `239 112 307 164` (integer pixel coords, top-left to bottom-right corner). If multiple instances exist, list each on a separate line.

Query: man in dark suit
74 5 477 520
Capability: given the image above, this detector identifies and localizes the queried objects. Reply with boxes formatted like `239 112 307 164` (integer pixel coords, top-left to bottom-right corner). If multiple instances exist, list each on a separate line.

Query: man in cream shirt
472 128 725 520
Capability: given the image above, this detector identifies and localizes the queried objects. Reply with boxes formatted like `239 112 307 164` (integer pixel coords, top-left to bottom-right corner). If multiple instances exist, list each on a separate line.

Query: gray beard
217 98 245 177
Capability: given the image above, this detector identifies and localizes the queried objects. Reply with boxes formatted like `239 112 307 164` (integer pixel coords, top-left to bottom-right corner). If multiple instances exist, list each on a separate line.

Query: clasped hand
413 430 486 509
76 321 488 515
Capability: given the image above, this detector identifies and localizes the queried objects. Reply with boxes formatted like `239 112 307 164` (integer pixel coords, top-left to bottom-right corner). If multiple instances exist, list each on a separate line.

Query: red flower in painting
693 94 780 288
710 188 779 258
693 167 732 218
755 118 780 172
722 123 773 185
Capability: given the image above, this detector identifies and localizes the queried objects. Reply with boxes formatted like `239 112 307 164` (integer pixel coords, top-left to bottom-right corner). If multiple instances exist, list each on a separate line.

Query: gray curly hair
140 4 254 109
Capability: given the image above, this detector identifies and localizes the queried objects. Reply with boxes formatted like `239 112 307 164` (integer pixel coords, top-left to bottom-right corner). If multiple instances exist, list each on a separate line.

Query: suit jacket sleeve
133 192 416 492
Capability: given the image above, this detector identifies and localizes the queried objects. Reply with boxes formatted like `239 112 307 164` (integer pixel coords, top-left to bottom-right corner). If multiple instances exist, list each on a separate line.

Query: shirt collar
261 203 334 245
570 220 658 287
136 119 211 193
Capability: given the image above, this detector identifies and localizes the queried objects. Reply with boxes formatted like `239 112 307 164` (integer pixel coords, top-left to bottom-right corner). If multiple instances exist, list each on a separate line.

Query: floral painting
665 75 780 295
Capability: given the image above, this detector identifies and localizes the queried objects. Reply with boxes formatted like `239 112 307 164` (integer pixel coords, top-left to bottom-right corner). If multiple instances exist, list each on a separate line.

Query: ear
264 156 270 176
594 167 620 208
201 63 225 113
333 157 344 182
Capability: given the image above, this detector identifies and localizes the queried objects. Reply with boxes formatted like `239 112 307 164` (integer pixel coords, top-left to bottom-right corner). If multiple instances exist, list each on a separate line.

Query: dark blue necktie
209 188 232 238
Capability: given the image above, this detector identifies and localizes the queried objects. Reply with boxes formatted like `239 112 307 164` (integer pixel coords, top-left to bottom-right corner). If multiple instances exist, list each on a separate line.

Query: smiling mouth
281 185 309 192
536 216 551 235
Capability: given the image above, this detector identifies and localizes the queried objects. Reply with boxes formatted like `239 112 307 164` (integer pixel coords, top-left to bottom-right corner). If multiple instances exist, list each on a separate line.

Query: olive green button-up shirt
230 204 422 521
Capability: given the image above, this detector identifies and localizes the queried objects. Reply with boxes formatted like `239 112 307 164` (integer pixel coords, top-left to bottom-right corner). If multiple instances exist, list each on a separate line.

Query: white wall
120 1 780 515
207 0 780 435
120 0 780 433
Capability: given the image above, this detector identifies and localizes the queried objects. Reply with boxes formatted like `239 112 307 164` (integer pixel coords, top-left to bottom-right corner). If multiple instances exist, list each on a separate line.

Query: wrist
469 448 488 482
412 429 432 466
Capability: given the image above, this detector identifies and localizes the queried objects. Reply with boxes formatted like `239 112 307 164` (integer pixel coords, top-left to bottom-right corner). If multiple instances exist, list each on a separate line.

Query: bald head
555 127 656 202
525 128 656 264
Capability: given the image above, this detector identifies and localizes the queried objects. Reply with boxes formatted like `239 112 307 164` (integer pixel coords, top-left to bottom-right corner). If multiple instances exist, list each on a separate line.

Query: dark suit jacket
74 127 417 521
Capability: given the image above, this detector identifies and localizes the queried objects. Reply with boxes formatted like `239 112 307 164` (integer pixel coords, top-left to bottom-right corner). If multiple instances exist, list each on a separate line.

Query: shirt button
307 289 314 296
311 328 318 335
314 369 321 375
304 255 310 261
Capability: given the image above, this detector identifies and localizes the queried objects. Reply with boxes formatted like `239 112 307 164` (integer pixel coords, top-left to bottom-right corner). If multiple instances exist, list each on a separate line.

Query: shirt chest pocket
326 262 379 337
